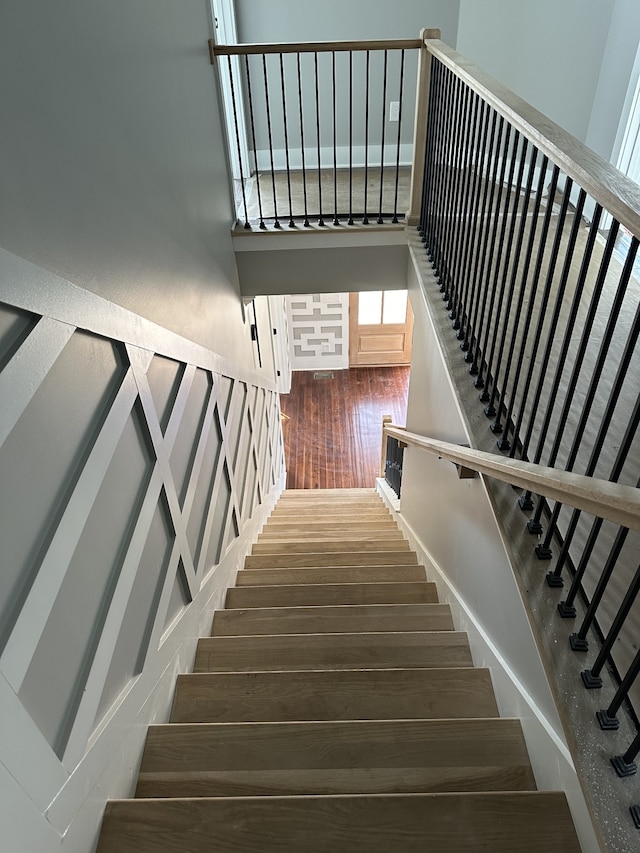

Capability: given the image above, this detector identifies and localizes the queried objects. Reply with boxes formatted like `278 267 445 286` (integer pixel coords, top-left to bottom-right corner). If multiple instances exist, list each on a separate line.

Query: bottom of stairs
97 488 581 852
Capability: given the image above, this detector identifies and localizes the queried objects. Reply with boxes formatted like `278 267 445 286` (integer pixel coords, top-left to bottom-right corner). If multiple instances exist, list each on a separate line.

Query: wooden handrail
425 39 640 240
211 38 423 57
384 425 640 533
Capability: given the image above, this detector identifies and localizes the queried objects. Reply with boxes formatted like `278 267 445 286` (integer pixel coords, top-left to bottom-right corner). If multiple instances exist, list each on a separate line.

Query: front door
349 290 414 367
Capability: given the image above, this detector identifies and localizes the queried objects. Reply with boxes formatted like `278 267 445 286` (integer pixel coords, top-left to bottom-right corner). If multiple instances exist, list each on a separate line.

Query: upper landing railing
209 31 440 229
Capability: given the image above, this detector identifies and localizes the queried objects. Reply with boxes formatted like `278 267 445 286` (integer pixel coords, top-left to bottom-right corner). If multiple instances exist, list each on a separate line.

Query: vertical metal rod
584 562 640 681
491 149 545 445
245 55 265 229
278 54 295 227
550 236 640 577
601 645 640 723
441 77 468 304
392 49 406 223
470 115 507 377
348 52 354 225
262 54 280 228
456 98 488 343
486 142 537 423
426 61 449 273
430 67 455 282
519 182 583 468
420 55 440 241
363 50 370 224
461 104 495 357
451 91 481 330
473 122 513 387
314 52 324 226
296 52 310 227
332 51 339 225
378 50 389 224
530 205 608 540
479 131 525 404
226 55 250 229
562 398 640 609
510 166 565 461
447 82 473 313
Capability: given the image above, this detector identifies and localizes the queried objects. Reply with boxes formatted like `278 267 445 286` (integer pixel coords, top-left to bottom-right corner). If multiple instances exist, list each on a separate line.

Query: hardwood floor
280 366 410 489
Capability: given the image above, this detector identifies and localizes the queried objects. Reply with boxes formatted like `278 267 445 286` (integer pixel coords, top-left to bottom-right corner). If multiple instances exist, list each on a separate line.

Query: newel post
380 415 393 477
406 28 440 226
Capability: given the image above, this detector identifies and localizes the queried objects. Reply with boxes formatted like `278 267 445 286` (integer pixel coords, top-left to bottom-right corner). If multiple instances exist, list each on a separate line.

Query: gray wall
231 0 460 170
0 2 285 852
456 0 616 144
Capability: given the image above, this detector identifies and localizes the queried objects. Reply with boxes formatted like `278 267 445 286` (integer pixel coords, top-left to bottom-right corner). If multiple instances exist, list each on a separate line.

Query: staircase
97 488 581 852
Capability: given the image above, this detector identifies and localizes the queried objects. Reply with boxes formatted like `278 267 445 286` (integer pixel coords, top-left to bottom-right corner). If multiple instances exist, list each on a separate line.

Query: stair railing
412 36 640 790
383 420 640 809
209 32 440 229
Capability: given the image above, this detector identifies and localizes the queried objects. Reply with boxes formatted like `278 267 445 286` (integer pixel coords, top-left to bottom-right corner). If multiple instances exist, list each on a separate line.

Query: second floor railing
210 33 440 229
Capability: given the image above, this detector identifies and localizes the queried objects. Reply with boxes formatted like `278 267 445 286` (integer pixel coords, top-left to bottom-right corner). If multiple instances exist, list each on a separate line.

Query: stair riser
225 582 438 608
252 540 410 554
211 604 455 636
171 668 499 723
236 566 426 586
244 552 419 568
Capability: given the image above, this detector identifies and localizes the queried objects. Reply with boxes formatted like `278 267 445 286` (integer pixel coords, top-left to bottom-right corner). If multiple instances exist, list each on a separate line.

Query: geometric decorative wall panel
286 293 349 370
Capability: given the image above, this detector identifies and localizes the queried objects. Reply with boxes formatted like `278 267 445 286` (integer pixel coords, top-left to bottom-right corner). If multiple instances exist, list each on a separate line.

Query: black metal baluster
363 50 370 224
597 645 640 731
559 395 640 617
451 91 482 332
392 49 406 223
479 131 524 405
447 83 474 316
377 50 388 224
441 78 469 306
470 116 508 379
418 53 437 240
581 559 640 687
511 166 566 464
296 52 310 227
491 148 545 445
332 51 339 225
461 104 495 358
432 69 458 293
549 238 640 585
348 51 354 225
314 51 324 226
486 142 537 424
262 54 280 228
245 55 265 229
457 100 490 347
425 61 449 275
522 189 591 526
278 54 295 228
533 209 615 557
226 55 250 229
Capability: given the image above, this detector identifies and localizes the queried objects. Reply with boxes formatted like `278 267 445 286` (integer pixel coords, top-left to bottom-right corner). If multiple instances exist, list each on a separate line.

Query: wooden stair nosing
225 581 439 608
211 603 455 636
98 792 581 853
170 667 500 724
193 631 474 672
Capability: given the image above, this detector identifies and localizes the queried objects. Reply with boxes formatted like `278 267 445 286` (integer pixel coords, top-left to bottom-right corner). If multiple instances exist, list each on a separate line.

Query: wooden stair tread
136 718 535 797
170 667 499 723
226 581 439 608
211 603 455 635
244 551 419 568
193 631 473 672
257 527 403 541
98 792 581 853
236 566 426 586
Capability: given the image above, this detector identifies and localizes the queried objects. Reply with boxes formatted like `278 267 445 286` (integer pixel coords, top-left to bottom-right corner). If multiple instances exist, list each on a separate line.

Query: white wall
456 0 616 144
0 2 286 852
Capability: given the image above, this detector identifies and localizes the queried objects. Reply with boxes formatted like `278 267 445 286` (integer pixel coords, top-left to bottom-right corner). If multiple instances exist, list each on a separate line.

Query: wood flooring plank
225 581 439 608
170 667 499 723
211 604 455 636
98 792 580 853
193 631 473 672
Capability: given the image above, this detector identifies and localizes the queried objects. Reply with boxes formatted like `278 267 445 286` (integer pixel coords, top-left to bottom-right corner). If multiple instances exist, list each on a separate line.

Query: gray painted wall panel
0 331 124 650
186 413 223 570
169 369 212 506
147 356 185 434
0 304 36 371
19 402 154 755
